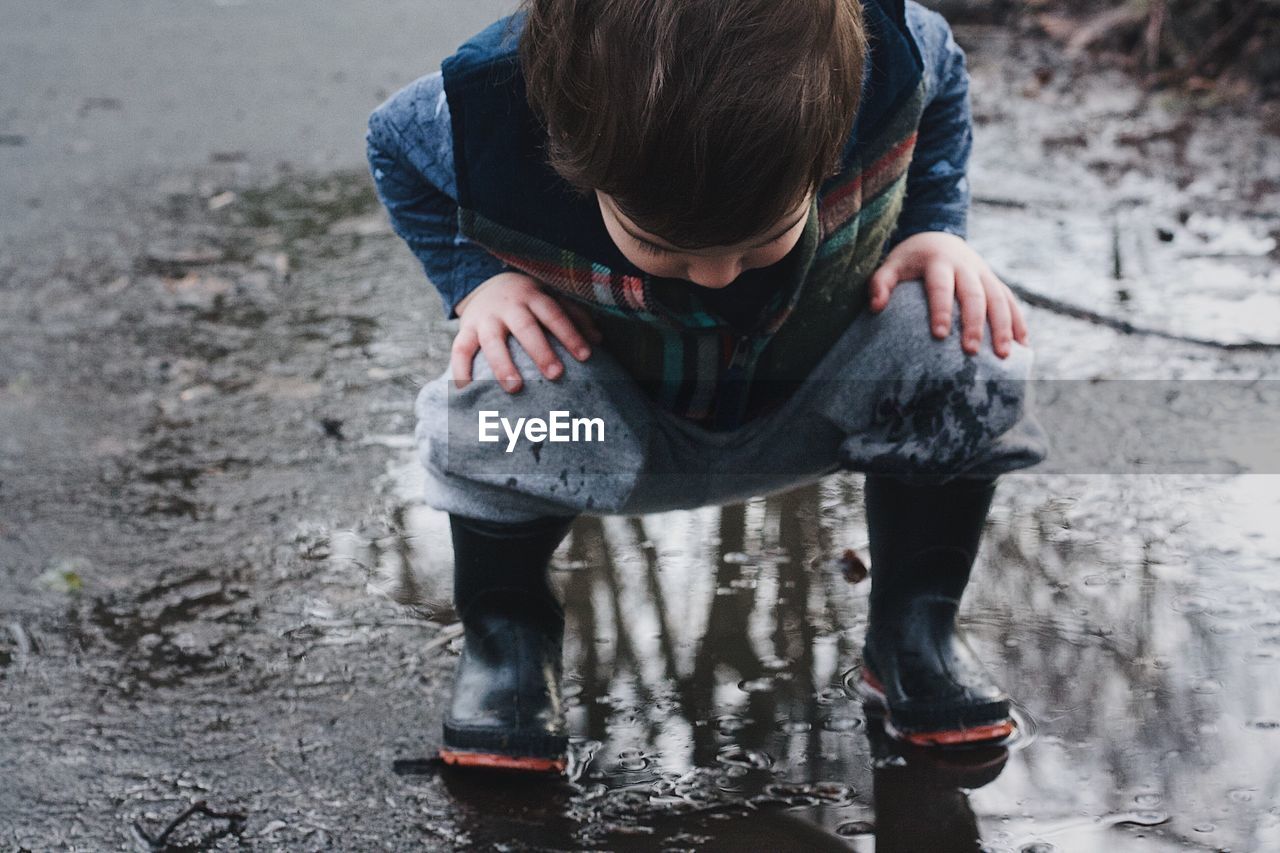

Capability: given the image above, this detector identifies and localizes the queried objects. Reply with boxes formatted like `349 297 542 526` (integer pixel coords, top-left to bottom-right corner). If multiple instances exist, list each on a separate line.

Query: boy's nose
684 258 742 289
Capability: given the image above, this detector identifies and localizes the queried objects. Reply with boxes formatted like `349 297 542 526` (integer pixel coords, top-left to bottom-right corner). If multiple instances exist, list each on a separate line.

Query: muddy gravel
3 19 1280 853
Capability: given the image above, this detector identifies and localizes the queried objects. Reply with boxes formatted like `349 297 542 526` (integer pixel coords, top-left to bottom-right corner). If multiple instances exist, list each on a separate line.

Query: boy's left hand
868 231 1028 359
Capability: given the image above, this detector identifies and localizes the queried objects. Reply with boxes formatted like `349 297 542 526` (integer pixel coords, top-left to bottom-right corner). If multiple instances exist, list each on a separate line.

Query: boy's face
596 190 813 289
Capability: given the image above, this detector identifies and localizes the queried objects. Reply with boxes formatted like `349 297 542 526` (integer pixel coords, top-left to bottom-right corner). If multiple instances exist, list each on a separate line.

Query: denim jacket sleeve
892 1 973 245
365 71 509 319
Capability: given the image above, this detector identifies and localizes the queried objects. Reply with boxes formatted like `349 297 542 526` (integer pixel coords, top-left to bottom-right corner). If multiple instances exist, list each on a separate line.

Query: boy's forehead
598 190 811 252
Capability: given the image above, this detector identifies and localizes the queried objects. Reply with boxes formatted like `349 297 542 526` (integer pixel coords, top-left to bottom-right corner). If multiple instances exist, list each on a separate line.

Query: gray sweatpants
414 281 1049 522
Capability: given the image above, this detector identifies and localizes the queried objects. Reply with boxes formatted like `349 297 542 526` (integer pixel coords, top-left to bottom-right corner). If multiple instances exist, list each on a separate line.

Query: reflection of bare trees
686 503 773 761
968 475 1276 840
564 505 773 763
368 468 1280 848
559 481 870 782
539 473 1280 847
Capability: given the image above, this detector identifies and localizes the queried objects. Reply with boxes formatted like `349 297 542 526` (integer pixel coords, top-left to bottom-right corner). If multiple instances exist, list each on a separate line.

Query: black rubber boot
440 513 576 772
855 474 1014 747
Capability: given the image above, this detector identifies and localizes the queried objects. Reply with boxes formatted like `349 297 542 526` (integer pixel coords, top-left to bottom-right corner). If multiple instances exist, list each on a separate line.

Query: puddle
360 446 1280 851
76 567 254 694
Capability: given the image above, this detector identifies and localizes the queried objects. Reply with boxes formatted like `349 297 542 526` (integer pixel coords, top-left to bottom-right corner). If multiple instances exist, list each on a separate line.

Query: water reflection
369 467 1280 851
866 718 1009 853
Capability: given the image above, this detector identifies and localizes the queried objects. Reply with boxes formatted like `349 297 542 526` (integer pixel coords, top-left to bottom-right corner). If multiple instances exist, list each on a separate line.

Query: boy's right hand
451 271 602 393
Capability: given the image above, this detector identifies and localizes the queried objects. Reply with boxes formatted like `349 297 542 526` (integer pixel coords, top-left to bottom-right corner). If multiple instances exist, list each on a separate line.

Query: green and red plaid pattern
459 80 928 429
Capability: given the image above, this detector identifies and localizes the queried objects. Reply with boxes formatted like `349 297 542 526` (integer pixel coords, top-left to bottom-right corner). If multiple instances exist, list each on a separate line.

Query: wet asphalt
3 4 1280 851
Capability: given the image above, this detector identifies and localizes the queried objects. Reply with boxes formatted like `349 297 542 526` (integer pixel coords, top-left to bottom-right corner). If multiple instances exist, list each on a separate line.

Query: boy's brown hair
519 0 868 249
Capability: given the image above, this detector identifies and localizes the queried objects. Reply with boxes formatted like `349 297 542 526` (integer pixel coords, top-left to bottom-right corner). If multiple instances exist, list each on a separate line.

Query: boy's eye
636 240 669 257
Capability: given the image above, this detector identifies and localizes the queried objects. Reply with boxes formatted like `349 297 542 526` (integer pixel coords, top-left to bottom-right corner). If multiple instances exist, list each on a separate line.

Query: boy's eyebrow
614 200 810 252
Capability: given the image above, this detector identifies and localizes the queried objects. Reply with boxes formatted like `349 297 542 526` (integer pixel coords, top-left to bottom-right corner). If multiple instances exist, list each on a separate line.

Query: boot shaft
449 513 577 625
865 474 997 623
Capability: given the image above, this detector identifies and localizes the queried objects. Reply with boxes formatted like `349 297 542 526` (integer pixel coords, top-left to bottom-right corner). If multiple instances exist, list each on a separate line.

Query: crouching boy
367 0 1048 771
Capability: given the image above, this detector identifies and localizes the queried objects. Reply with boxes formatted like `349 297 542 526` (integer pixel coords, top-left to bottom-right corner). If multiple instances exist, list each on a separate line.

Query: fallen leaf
837 549 869 584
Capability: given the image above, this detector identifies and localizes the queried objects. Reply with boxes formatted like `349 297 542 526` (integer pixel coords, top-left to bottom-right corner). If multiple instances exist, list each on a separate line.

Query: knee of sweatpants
414 340 581 478
834 280 1046 477
867 279 1033 382
413 336 653 513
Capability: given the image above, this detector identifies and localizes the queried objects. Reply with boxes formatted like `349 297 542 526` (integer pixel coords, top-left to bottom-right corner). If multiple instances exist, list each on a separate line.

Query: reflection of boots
868 717 1004 853
857 475 1013 747
439 513 576 772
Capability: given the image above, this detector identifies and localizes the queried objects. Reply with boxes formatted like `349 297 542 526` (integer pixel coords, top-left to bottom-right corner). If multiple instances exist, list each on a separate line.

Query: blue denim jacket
367 1 972 319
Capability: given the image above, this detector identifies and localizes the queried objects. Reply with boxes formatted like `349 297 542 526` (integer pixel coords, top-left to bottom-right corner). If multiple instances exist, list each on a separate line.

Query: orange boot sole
859 670 1015 747
439 748 567 773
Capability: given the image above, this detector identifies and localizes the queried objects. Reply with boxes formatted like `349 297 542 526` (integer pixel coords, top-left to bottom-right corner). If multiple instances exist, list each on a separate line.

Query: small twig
1066 5 1148 57
1111 217 1124 281
6 623 32 659
421 623 465 655
1002 274 1280 352
133 799 247 850
284 617 445 635
974 195 1029 210
1144 0 1167 73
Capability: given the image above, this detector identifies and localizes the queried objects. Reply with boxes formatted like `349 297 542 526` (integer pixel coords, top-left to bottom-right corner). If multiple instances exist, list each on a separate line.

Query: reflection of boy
367 0 1048 770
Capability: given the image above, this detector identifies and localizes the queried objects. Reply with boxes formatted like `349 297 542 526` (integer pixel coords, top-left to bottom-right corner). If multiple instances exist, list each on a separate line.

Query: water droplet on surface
811 782 854 804
821 716 862 732
835 820 874 836
1020 843 1056 853
737 677 774 694
1191 678 1222 695
776 718 812 734
1113 811 1171 828
815 685 847 704
716 745 773 771
762 782 810 799
715 714 747 735
615 748 650 772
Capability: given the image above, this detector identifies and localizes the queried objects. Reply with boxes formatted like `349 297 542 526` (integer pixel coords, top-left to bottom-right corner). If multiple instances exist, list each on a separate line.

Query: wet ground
3 11 1280 853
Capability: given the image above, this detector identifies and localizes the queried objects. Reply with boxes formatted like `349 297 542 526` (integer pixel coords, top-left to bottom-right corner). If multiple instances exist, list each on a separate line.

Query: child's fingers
506 307 565 381
527 295 594 359
982 270 1013 358
923 261 955 339
477 319 524 393
955 266 986 355
1007 285 1030 344
449 326 480 388
868 263 900 312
